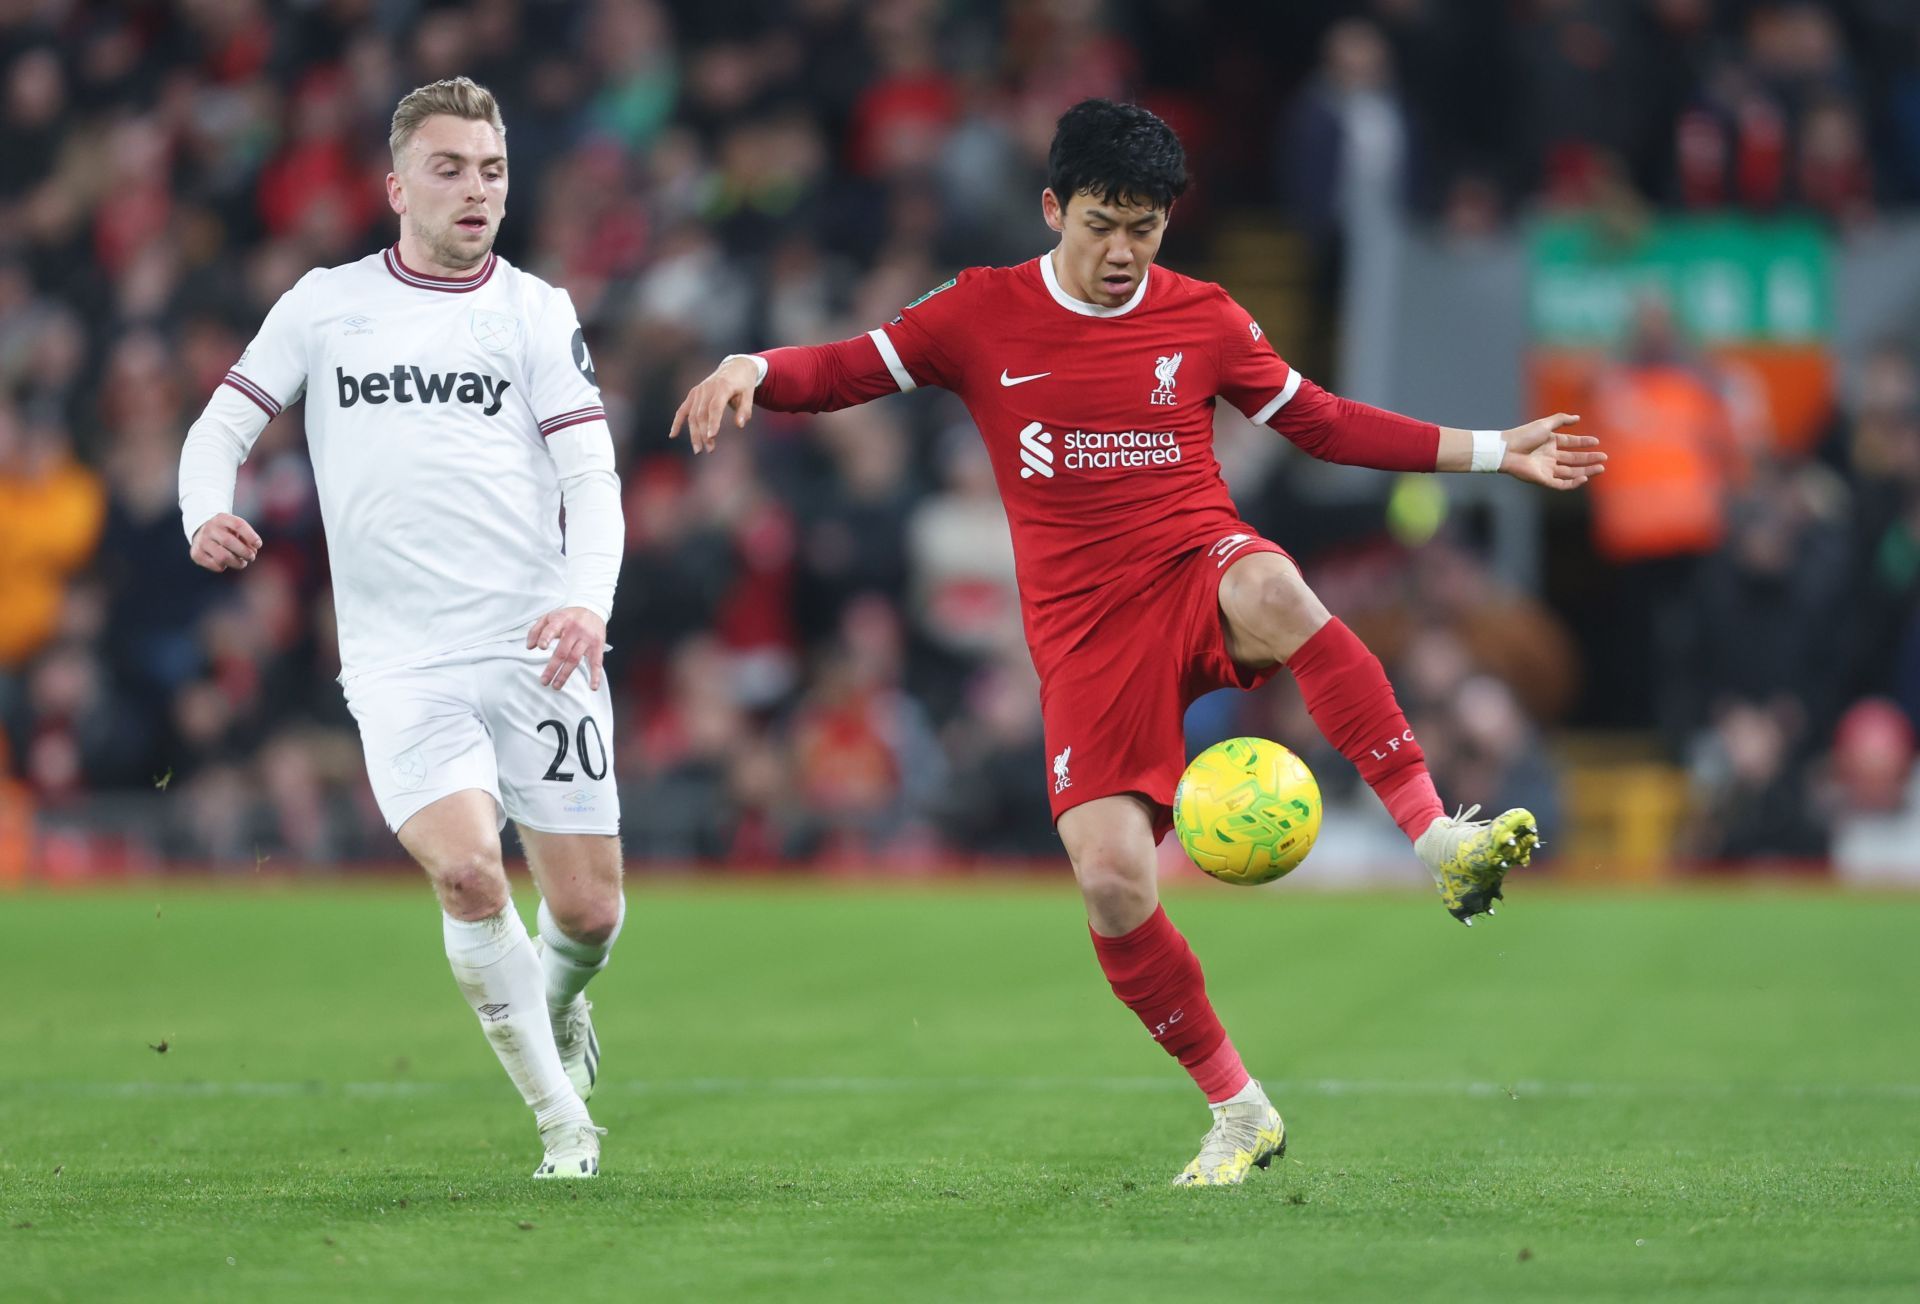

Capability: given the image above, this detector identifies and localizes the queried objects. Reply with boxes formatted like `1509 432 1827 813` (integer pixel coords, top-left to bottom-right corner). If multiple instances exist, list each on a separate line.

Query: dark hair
1047 99 1189 212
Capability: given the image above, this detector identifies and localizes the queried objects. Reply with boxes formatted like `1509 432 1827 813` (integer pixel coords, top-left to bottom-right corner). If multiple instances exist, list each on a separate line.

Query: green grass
2 880 1917 1302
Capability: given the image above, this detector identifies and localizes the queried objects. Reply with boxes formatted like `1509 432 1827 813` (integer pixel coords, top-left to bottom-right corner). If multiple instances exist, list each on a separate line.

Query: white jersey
180 246 622 681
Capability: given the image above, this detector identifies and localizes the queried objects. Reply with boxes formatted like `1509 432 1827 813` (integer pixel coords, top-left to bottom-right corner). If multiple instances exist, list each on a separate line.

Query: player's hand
1500 414 1606 491
189 513 262 572
527 606 607 691
667 355 759 455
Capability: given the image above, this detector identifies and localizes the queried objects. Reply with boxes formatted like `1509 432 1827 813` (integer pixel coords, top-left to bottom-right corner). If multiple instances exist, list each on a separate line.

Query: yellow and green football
1173 737 1322 885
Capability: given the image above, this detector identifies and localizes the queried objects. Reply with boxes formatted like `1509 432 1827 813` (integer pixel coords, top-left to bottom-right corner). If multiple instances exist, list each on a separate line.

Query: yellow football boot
1415 805 1540 925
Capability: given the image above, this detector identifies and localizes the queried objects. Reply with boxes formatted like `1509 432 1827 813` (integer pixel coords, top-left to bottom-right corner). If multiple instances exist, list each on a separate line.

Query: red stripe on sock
1090 906 1235 1097
1287 618 1444 843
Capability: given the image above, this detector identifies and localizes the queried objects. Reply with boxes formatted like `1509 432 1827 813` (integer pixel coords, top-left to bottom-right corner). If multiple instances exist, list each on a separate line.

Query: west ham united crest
470 309 518 352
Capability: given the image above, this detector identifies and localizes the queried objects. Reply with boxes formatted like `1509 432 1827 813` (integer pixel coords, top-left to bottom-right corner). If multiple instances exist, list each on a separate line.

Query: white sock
1214 1078 1266 1111
537 895 624 1014
443 901 589 1133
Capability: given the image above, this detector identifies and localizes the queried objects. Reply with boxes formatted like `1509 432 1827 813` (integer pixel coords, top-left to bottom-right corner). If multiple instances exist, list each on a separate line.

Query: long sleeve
547 424 623 622
178 383 273 542
757 270 976 411
756 334 904 413
179 271 314 541
1267 377 1441 472
1212 286 1439 472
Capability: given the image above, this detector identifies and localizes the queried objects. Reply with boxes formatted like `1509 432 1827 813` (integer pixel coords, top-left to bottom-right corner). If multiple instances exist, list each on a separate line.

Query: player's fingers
1555 433 1601 448
587 640 604 692
733 387 754 428
526 615 550 650
234 519 263 551
1549 412 1580 428
213 533 254 568
668 396 691 442
549 638 584 690
1558 450 1607 467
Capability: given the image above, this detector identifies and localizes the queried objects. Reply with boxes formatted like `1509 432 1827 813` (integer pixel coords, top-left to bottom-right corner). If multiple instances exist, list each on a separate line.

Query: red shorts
1038 529 1292 841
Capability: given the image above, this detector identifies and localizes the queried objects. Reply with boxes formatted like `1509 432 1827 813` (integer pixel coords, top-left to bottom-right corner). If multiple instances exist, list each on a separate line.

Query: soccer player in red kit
671 100 1605 1185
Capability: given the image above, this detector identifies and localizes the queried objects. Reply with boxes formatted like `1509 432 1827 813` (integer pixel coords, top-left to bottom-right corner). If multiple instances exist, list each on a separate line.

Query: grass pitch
2 879 1917 1302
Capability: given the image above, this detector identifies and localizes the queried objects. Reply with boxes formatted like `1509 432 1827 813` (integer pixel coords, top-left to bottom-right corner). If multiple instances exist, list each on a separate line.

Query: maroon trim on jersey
537 407 606 438
383 245 497 293
222 371 281 417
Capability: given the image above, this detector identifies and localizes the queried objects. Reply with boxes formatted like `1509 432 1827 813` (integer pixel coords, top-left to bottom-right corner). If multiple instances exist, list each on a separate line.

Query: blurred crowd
6 0 1920 872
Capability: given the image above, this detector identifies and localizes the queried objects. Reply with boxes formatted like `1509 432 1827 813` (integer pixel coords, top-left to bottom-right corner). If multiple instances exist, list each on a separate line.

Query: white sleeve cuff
1470 430 1507 473
724 353 769 386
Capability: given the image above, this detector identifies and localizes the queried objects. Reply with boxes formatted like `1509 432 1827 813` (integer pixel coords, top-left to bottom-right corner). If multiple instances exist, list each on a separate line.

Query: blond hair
388 77 506 165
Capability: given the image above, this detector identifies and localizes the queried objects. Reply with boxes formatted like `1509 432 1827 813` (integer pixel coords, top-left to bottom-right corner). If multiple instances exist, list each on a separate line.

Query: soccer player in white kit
177 79 623 1178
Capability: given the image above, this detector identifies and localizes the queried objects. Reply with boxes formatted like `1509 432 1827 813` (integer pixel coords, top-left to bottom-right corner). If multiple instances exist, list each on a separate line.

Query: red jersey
755 255 1440 675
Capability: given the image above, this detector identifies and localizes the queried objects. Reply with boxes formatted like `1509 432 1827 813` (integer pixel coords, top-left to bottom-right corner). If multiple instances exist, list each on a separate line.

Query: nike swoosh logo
1000 369 1051 387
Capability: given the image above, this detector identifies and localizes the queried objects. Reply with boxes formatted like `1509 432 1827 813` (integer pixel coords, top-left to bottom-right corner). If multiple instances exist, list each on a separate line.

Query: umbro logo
1000 369 1050 387
344 314 375 336
477 1003 510 1022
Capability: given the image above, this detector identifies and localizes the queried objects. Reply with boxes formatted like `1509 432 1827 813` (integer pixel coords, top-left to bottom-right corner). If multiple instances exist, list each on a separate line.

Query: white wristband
722 352 768 385
1469 430 1506 473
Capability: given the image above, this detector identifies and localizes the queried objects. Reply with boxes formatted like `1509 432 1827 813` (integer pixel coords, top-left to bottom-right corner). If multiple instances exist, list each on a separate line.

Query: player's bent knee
1072 851 1158 933
548 895 621 947
431 853 511 919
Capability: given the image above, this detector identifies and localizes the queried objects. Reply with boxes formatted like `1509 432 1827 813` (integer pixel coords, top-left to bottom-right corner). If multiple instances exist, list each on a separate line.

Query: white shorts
342 641 621 836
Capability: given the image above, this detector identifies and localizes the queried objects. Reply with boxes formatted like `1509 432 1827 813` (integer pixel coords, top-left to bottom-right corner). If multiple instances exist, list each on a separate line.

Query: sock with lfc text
1090 906 1251 1104
443 901 589 1133
537 895 625 1014
1286 617 1445 843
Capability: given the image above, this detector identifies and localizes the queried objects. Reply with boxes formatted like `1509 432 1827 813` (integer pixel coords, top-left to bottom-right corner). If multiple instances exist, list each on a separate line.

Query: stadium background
3 0 1920 884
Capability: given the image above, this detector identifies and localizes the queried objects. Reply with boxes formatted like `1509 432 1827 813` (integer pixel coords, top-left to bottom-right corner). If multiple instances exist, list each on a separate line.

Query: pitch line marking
8 1077 1919 1101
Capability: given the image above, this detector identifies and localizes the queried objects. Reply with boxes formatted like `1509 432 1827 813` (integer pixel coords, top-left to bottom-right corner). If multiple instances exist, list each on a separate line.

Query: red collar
383 245 497 293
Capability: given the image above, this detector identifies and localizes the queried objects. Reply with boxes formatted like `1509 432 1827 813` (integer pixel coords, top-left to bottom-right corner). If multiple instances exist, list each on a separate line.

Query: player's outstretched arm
1435 414 1606 491
669 331 917 455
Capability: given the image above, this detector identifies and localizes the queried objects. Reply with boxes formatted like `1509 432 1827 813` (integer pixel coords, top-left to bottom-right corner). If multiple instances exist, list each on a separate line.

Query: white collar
1040 249 1151 318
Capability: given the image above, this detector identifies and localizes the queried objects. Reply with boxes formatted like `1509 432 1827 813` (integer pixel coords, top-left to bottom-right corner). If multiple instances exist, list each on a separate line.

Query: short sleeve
870 269 980 393
526 287 607 438
223 272 316 418
1212 289 1302 426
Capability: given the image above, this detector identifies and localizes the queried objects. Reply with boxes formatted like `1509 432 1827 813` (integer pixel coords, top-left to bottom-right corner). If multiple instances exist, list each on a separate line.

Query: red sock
1090 906 1251 1103
1287 618 1444 843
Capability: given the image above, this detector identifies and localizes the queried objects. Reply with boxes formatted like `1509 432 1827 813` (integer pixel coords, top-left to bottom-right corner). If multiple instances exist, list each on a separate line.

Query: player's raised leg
399 790 601 1177
520 826 623 1102
1217 552 1538 922
1060 795 1285 1185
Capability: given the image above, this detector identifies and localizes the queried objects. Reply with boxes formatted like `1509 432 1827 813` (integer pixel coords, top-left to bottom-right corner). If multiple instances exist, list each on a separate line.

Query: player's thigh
517 823 623 941
1216 547 1328 668
478 650 622 837
397 788 512 917
342 664 504 838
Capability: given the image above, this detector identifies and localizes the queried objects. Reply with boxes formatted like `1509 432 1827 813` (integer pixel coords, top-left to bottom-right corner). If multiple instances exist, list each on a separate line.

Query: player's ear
1042 187 1065 234
386 171 405 217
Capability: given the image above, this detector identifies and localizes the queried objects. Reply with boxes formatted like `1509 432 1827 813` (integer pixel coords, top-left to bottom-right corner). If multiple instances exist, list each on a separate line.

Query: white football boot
1172 1082 1288 1187
533 1121 605 1179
